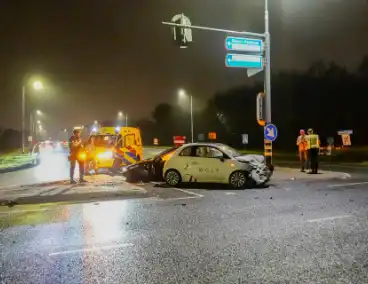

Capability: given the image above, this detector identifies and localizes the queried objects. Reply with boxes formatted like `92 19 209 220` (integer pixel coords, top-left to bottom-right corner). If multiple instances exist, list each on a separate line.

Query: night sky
0 0 367 135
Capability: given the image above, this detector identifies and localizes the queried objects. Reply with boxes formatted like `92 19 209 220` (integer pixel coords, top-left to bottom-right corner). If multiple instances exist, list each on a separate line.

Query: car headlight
97 151 113 159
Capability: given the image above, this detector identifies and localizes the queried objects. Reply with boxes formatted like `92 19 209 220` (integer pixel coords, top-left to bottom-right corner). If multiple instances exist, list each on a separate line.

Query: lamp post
118 111 128 127
178 89 193 143
30 110 42 145
22 80 43 153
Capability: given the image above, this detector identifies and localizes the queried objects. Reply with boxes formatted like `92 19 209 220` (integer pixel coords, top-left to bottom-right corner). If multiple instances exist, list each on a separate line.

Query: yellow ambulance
87 126 143 172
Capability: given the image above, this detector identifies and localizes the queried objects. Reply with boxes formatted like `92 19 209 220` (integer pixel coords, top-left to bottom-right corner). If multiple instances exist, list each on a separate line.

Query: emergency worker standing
296 129 308 172
69 129 86 184
306 128 320 174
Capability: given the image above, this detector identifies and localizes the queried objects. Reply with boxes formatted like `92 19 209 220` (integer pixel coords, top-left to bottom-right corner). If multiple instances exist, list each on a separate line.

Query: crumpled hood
235 154 265 164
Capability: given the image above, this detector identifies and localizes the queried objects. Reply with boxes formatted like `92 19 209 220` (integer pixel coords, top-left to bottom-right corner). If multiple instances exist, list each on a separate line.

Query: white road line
328 182 368 188
307 215 351 223
157 196 200 202
225 192 236 195
172 187 204 198
49 243 134 256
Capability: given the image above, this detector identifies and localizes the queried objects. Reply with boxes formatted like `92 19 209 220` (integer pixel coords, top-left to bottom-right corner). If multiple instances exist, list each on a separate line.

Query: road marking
49 243 134 256
157 196 201 202
328 181 368 188
307 215 351 223
225 192 236 195
172 187 204 198
0 208 49 215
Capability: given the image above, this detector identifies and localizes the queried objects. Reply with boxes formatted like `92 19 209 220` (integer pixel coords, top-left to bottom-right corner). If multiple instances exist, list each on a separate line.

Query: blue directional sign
225 54 263 69
264 124 278 142
225 37 264 53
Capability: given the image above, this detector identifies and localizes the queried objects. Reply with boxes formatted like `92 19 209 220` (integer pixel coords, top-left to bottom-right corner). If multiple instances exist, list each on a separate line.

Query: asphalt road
0 148 162 188
1 177 368 283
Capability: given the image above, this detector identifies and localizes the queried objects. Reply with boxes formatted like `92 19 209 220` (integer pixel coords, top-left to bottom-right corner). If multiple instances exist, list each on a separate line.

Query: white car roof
178 142 225 147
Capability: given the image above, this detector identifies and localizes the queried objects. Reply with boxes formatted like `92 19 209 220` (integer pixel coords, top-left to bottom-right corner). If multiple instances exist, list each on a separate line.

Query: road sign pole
264 0 272 165
190 95 194 143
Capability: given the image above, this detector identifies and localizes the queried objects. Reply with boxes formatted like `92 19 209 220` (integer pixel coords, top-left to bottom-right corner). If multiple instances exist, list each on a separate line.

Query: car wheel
136 155 141 162
229 171 247 189
165 169 181 187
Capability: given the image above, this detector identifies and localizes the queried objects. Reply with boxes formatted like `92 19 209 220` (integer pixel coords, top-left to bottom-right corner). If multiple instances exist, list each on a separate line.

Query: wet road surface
1 177 368 283
0 148 162 187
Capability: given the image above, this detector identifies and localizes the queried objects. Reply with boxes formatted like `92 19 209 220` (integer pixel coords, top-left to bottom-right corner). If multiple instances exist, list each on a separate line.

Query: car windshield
154 146 178 160
91 135 117 147
217 144 241 157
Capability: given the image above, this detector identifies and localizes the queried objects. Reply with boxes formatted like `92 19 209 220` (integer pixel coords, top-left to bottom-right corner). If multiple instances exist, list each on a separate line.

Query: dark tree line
1 57 366 152
137 56 368 150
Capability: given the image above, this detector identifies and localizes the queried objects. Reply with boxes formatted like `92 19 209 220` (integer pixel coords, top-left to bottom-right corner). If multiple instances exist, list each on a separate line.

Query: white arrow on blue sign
264 124 278 142
225 54 263 69
225 36 264 53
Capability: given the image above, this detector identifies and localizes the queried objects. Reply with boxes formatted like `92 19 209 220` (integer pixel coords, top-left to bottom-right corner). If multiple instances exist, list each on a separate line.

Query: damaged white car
163 143 273 189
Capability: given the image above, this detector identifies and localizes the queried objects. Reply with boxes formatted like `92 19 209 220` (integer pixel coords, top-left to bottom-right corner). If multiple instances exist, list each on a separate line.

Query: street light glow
36 110 42 115
37 120 41 124
178 89 186 97
118 111 123 117
33 81 43 90
94 120 98 124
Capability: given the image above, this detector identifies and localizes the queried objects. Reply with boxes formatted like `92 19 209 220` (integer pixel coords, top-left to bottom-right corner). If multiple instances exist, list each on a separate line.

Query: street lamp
22 79 44 153
33 81 43 90
178 88 194 143
29 110 43 145
118 111 128 126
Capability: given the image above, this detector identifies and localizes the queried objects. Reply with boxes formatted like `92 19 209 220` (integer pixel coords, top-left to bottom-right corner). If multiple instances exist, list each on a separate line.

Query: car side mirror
219 157 225 162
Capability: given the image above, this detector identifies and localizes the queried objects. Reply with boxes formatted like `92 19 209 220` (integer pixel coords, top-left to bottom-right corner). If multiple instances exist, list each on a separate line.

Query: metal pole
264 0 272 165
162 21 265 38
30 111 33 147
125 114 128 126
22 86 26 153
190 95 194 143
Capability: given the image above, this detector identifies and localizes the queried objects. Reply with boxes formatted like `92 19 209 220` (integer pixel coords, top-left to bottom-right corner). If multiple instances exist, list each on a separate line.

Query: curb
0 162 37 174
272 167 352 181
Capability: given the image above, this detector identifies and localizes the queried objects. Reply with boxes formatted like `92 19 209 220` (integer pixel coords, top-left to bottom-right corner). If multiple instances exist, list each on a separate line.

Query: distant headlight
97 151 113 159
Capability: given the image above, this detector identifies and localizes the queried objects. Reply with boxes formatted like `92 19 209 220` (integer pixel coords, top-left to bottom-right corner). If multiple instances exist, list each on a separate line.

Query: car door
183 146 224 183
192 146 229 182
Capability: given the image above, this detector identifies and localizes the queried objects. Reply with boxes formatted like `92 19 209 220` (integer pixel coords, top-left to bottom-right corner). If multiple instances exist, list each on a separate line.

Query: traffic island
271 167 351 182
0 153 37 173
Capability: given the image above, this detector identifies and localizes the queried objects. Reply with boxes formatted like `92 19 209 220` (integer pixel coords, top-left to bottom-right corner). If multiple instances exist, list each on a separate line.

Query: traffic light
171 14 193 48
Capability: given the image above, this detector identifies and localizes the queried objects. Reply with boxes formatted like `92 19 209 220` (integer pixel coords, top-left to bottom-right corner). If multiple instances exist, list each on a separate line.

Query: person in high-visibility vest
296 129 308 172
306 128 320 174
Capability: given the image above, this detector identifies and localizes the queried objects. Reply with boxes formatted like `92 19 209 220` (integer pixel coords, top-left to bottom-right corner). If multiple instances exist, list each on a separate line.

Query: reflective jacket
306 134 320 149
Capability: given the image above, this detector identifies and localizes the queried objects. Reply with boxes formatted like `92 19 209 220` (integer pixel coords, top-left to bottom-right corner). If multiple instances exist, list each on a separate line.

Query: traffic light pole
264 0 272 165
163 0 273 164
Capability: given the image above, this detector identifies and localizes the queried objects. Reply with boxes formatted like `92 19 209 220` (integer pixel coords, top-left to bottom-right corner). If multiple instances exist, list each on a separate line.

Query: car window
179 146 192 156
195 146 225 158
208 147 225 158
195 146 209 157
